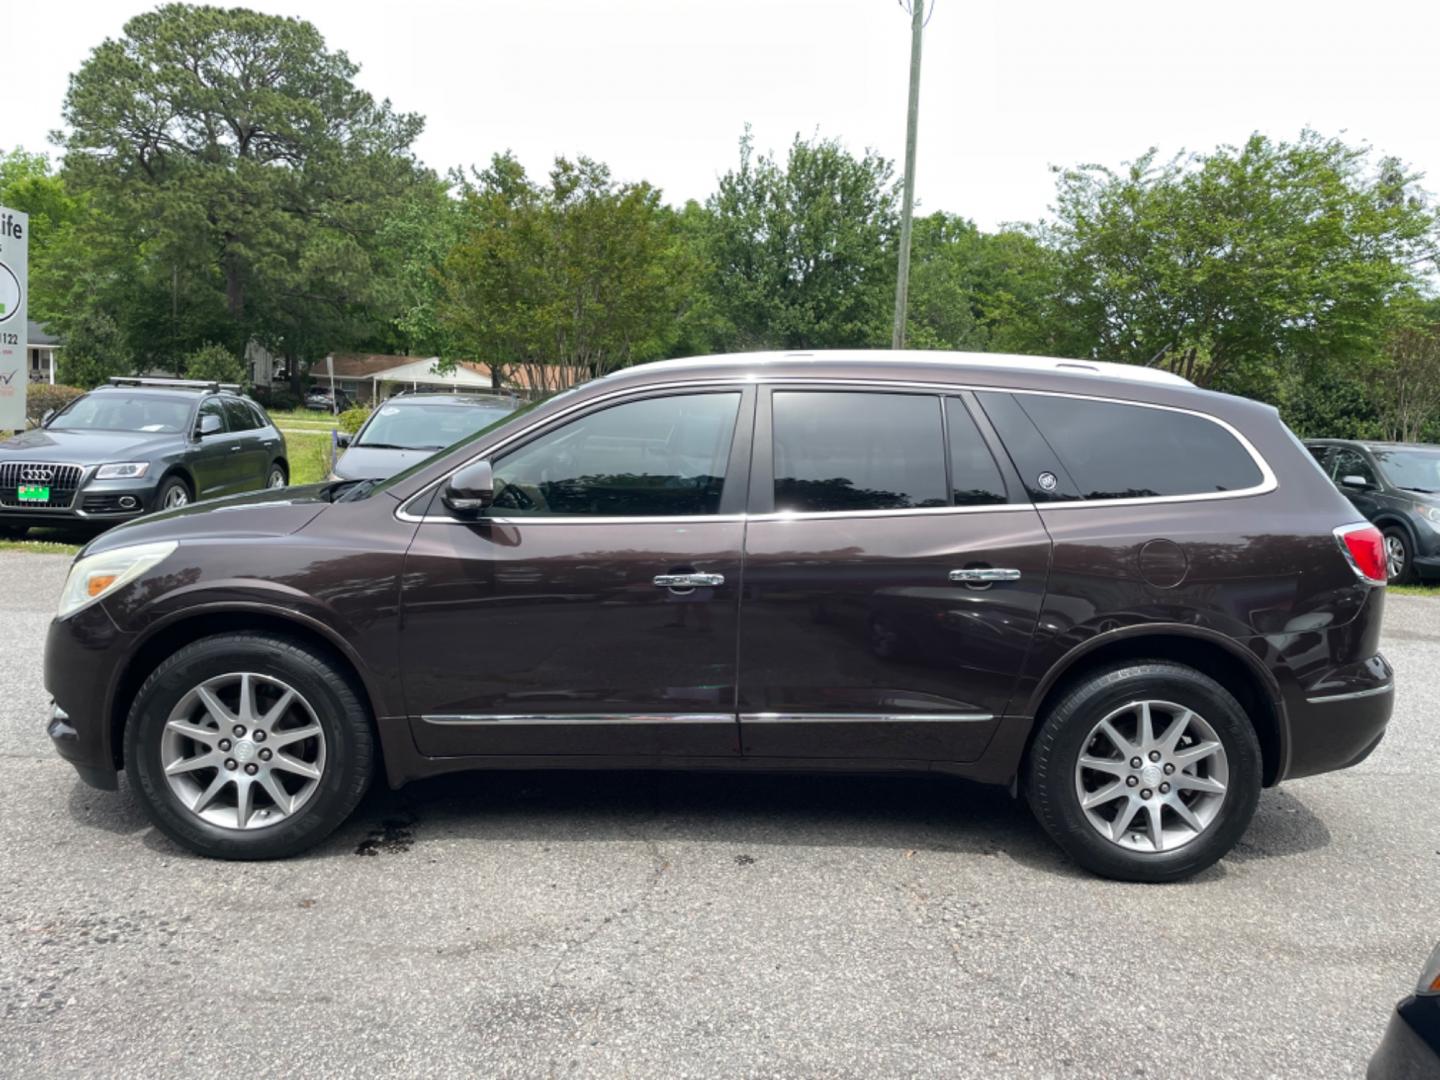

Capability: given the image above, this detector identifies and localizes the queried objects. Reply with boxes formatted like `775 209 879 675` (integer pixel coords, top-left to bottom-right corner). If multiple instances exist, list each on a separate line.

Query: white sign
0 206 28 430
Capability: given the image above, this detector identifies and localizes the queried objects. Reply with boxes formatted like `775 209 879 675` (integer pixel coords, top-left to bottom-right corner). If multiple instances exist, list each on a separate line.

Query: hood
332 445 436 481
1 427 179 462
82 484 338 556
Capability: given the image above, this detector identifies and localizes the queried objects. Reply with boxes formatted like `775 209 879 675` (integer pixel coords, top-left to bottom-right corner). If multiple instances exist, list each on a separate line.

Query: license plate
17 485 50 502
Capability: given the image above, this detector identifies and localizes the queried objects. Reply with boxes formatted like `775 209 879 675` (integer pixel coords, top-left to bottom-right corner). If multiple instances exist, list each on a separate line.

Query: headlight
57 541 177 619
95 462 150 480
1419 504 1440 526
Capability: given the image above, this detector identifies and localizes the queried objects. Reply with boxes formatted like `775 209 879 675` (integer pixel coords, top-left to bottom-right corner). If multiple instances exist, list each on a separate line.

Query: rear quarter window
1014 394 1264 500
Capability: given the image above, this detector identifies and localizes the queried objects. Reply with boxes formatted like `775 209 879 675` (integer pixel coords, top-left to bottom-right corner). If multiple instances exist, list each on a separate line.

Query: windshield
50 393 193 433
361 395 553 499
1372 448 1440 492
356 400 519 451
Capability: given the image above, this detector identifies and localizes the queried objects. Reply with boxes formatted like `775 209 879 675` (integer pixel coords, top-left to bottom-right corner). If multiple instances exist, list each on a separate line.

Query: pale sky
8 0 1440 230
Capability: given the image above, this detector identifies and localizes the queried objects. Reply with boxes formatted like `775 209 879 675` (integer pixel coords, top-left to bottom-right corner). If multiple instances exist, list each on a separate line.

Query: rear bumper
1280 654 1394 781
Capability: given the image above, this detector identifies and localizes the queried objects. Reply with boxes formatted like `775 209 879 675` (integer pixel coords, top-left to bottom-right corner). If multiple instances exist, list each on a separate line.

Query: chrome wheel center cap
233 739 258 763
1140 763 1163 788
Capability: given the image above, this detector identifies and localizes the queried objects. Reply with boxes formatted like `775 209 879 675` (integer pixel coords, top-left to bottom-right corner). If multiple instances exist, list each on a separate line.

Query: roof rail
105 376 242 393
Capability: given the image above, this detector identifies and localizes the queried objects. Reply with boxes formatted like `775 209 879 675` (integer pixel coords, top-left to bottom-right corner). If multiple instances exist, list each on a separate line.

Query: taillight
1334 523 1387 586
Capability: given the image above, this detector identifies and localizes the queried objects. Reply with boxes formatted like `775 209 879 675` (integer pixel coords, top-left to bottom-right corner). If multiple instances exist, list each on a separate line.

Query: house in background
27 320 60 384
313 354 500 401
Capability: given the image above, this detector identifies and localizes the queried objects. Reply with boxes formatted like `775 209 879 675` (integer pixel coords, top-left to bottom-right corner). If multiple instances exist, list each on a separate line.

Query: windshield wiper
355 442 411 450
1397 486 1438 494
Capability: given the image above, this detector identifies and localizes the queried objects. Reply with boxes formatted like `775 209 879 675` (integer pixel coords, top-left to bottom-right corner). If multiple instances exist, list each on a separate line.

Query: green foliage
1047 131 1439 402
53 3 430 383
337 405 372 435
56 308 133 388
705 130 898 349
437 153 696 391
184 342 247 386
26 385 85 427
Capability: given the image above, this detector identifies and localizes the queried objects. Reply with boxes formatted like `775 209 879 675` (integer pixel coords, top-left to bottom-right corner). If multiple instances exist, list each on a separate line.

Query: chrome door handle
949 568 1021 583
653 573 725 589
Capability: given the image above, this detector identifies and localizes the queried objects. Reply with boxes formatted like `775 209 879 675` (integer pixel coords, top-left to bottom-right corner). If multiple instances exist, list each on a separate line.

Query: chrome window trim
395 374 1277 524
421 712 734 726
741 712 994 724
1304 683 1394 705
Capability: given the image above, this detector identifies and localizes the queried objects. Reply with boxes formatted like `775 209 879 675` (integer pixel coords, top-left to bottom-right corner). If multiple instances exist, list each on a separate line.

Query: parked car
331 392 522 481
1 377 287 537
304 387 351 412
1305 439 1440 584
1368 943 1440 1079
45 351 1393 878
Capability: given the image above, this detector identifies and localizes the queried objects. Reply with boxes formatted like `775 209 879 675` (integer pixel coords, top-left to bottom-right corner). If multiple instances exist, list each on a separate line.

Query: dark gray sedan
331 392 521 481
0 377 288 536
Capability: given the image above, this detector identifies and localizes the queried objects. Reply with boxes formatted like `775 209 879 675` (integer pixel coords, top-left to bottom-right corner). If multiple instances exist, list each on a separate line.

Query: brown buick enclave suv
44 351 1395 880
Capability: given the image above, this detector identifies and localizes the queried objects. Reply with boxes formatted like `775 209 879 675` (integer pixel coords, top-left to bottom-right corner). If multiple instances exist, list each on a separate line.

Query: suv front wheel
124 632 374 859
1026 661 1262 882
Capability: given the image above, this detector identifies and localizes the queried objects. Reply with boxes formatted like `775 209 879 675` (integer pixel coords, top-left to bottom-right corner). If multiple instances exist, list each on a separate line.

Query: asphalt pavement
1 550 1436 1078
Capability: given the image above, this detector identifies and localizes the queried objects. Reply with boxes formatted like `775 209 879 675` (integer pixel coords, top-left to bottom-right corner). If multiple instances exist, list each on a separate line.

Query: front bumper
2 475 162 527
44 601 132 789
1368 998 1440 1080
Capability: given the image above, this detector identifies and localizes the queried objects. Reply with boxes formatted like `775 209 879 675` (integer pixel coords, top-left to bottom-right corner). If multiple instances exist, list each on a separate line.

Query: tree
905 213 1064 354
1375 323 1440 443
56 308 133 388
437 153 696 392
1047 131 1439 400
705 130 898 349
56 3 429 385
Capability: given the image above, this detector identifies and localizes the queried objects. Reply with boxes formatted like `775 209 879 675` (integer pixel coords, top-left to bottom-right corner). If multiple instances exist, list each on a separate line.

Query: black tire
124 632 374 860
1382 526 1414 585
1025 661 1262 883
155 474 192 511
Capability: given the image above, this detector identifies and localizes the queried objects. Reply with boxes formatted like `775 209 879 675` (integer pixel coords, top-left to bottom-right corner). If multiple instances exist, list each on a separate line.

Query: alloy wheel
1073 699 1228 854
160 672 327 830
164 485 189 509
1385 535 1407 581
267 468 286 489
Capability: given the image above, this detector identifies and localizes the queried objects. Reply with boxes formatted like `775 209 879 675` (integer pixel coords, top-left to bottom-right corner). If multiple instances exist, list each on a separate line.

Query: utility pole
891 0 925 350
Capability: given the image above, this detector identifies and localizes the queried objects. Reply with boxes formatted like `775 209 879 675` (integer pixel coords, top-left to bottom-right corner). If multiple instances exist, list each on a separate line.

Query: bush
184 341 248 386
26 384 85 427
337 405 373 434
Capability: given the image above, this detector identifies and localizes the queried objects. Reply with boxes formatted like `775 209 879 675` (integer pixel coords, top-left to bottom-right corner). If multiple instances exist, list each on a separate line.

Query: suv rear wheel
124 633 374 859
1026 661 1261 882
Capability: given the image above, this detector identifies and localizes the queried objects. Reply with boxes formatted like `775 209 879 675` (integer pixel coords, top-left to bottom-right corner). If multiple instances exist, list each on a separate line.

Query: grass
0 532 84 555
285 430 336 485
1389 582 1440 597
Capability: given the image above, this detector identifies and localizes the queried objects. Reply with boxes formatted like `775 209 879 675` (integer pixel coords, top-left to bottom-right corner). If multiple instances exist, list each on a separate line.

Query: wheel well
157 466 194 496
272 457 289 478
109 611 376 770
1026 635 1284 786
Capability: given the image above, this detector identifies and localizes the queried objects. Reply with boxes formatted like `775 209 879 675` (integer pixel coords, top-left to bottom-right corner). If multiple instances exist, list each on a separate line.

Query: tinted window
1307 444 1332 470
975 392 1081 502
1013 395 1263 500
1332 448 1378 489
197 398 227 434
944 399 1006 506
491 393 739 516
772 392 947 513
248 402 271 429
221 397 256 432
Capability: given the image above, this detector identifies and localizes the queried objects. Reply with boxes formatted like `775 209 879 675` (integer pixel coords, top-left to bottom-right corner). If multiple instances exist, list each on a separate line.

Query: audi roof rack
104 376 243 393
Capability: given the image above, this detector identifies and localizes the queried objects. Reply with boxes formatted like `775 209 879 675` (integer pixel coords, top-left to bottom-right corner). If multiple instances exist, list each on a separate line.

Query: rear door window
772 391 948 512
983 392 1263 501
221 397 257 432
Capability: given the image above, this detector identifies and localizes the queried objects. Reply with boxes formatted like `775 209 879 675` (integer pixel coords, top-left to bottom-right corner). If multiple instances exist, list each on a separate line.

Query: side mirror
197 413 224 438
1340 474 1373 491
336 431 352 448
443 460 494 516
